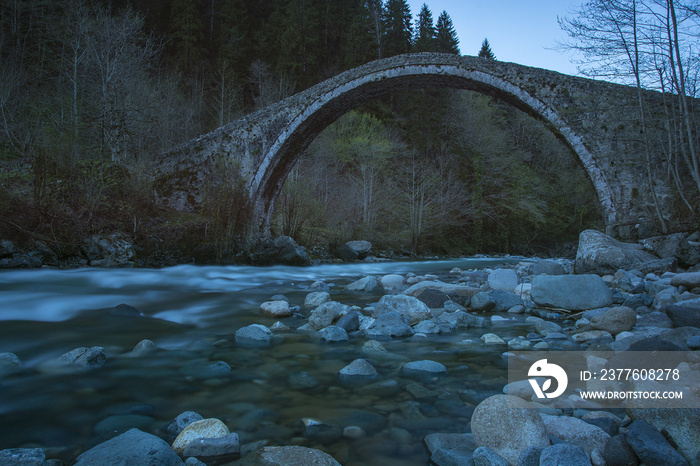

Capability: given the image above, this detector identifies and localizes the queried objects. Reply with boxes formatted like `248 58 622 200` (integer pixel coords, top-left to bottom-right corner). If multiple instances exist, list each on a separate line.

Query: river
0 257 528 464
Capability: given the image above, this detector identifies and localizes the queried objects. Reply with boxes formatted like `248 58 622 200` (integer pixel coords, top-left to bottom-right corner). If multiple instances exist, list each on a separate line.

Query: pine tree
414 3 435 52
435 11 459 54
478 38 495 59
382 0 413 57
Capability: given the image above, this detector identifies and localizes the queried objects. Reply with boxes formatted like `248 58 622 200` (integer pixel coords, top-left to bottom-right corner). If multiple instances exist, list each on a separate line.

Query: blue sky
406 0 583 76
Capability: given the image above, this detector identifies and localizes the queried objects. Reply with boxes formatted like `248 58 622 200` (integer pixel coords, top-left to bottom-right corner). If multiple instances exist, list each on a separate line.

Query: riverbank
0 232 698 465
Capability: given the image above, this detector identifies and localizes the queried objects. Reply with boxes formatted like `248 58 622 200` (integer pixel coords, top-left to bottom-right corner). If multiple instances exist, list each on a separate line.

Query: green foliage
435 11 459 54
414 4 436 52
383 0 413 57
478 38 496 59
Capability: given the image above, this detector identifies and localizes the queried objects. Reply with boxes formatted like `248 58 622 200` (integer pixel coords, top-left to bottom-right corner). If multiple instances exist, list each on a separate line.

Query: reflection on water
0 257 523 464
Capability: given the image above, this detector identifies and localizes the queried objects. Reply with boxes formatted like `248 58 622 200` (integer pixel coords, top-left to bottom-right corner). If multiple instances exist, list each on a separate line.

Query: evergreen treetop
478 38 496 59
435 11 459 54
414 3 436 52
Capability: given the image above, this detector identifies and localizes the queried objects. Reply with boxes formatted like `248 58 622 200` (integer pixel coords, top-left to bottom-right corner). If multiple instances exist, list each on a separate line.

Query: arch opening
252 62 615 242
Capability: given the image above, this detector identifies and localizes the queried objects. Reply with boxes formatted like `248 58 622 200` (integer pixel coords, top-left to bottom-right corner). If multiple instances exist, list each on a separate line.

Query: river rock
172 418 230 454
635 311 673 328
641 233 700 267
259 300 292 318
0 240 15 258
0 352 22 375
42 346 106 372
335 311 360 332
235 324 272 347
381 274 405 290
309 301 352 330
638 257 678 275
603 434 638 466
572 330 612 343
337 240 372 261
365 311 414 339
424 432 477 466
589 306 636 335
239 446 340 465
371 295 432 325
320 325 349 342
470 395 549 465
575 229 659 275
401 360 447 382
612 270 645 293
539 444 590 466
666 298 700 327
403 280 479 305
412 287 451 308
346 275 384 293
625 420 689 465
255 236 311 266
470 291 495 312
473 446 509 465
671 272 700 288
488 268 519 291
304 291 331 309
75 428 183 465
302 418 343 444
627 408 700 462
531 260 567 276
83 232 136 267
165 411 205 442
531 274 613 310
337 359 378 387
528 317 562 337
183 433 240 463
0 448 45 465
288 371 320 390
541 414 610 459
480 333 506 345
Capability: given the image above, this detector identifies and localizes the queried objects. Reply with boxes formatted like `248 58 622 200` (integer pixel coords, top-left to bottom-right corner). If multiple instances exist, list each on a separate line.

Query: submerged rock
235 324 273 347
337 358 378 387
239 446 340 465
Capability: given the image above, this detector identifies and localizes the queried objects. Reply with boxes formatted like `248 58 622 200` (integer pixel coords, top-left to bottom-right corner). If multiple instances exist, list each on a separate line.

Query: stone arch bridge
156 53 682 239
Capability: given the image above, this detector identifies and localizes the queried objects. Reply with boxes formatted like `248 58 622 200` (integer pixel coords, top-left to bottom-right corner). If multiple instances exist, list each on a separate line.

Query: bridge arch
250 54 615 234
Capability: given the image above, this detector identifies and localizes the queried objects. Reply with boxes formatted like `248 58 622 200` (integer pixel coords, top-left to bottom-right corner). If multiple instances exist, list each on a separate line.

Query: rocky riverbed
0 229 699 465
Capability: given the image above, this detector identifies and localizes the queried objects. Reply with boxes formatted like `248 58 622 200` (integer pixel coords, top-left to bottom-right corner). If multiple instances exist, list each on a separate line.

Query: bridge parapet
156 53 684 239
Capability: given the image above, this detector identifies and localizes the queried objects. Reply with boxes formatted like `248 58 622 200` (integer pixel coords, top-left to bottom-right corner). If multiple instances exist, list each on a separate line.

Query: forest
0 0 613 264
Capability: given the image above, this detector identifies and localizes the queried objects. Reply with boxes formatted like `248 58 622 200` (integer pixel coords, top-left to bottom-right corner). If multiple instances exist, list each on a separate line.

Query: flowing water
0 257 529 464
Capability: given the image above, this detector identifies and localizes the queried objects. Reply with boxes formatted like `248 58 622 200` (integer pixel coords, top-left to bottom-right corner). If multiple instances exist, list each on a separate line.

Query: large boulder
371 295 432 325
575 229 658 275
83 232 135 267
75 428 183 465
640 233 700 267
337 240 372 261
256 236 311 266
531 274 613 311
470 395 550 465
